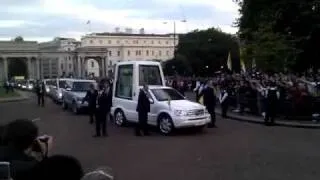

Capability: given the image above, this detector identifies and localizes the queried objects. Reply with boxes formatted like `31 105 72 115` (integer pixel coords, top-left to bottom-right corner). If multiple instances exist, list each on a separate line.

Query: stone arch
85 58 100 77
7 57 28 79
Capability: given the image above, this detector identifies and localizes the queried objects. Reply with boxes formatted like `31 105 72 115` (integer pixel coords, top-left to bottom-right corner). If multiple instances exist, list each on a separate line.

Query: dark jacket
97 88 112 112
0 146 38 180
203 86 216 110
35 83 45 95
83 89 98 108
136 89 150 113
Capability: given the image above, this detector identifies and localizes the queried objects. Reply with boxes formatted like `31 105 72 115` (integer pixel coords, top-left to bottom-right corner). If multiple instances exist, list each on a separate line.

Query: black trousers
265 106 276 125
135 112 149 135
221 102 229 118
208 108 216 126
95 110 108 136
37 94 45 106
88 106 96 123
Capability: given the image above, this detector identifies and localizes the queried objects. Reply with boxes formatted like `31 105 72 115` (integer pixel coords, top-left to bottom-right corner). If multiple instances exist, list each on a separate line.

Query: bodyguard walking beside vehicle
94 80 112 137
35 81 45 107
82 84 98 124
135 84 151 136
203 80 217 128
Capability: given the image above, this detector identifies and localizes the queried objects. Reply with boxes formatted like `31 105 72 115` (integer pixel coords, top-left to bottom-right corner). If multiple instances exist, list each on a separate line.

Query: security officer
219 84 230 118
94 80 112 137
264 81 280 126
35 80 45 107
135 84 151 136
203 80 217 128
82 84 98 124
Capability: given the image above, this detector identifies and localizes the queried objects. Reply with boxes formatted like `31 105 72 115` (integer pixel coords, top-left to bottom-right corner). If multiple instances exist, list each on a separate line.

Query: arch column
27 57 32 79
2 56 8 80
36 58 40 79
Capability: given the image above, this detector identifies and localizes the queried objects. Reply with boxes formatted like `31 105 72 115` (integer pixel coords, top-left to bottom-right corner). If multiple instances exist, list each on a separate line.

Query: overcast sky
0 0 239 42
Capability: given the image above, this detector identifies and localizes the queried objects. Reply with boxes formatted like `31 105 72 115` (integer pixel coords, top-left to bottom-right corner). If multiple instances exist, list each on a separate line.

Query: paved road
1 94 320 180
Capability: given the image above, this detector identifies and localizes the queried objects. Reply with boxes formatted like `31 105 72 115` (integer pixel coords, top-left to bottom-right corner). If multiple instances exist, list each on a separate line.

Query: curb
215 110 320 129
0 91 30 103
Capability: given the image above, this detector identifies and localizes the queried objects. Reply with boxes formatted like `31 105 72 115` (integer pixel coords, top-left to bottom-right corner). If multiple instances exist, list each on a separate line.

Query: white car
111 86 211 135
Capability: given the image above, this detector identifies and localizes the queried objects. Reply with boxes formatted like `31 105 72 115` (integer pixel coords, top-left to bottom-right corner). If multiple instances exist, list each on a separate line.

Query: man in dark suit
35 80 45 107
135 84 151 136
203 80 217 128
82 84 98 124
94 80 112 137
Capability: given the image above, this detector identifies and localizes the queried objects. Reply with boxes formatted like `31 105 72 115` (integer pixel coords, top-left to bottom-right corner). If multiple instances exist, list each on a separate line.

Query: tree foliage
164 28 240 76
235 0 320 72
13 36 24 42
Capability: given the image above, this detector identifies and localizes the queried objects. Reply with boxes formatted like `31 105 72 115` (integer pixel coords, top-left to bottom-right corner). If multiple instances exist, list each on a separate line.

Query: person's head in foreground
29 155 84 180
2 119 38 151
81 169 114 180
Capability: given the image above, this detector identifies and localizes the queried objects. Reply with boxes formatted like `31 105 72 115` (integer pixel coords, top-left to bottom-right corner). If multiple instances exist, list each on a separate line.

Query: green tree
13 36 24 42
169 28 239 76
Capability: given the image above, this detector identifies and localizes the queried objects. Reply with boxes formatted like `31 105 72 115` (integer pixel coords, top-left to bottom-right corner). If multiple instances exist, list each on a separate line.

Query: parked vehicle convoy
62 79 97 114
48 78 70 103
111 61 211 135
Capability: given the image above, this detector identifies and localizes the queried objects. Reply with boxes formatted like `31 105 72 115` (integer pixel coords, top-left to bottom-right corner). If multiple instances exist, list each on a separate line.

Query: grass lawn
0 87 20 98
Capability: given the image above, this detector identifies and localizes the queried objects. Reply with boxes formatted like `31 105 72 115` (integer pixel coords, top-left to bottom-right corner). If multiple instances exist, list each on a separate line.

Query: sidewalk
214 108 320 129
0 90 30 103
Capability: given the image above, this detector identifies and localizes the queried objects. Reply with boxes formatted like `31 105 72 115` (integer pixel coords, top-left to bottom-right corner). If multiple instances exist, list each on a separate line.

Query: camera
31 136 49 153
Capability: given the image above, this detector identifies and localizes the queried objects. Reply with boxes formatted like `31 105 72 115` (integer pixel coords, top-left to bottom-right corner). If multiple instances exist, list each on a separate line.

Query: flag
227 51 232 71
86 20 91 24
240 49 246 73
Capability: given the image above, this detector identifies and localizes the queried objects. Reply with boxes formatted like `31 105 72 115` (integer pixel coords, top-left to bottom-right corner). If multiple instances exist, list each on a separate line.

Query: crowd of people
166 71 320 124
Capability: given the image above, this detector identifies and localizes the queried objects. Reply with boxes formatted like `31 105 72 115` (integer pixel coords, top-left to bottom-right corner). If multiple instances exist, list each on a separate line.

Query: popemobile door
114 64 137 122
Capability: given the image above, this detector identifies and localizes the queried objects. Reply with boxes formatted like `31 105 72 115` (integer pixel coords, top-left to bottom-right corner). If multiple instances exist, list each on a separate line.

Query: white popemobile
111 61 211 135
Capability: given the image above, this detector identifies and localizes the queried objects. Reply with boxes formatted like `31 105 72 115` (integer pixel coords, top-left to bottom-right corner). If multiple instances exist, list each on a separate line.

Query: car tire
62 99 68 110
114 109 126 126
158 114 174 135
72 101 79 114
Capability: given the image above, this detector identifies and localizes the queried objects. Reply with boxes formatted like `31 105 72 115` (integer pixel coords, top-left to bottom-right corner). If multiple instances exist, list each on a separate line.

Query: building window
136 50 139 56
146 50 149 56
91 62 94 68
109 51 112 56
158 40 161 44
67 48 71 51
117 51 120 56
144 40 146 43
166 51 169 55
109 61 112 66
125 40 128 43
61 64 64 70
90 40 93 44
68 56 71 60
152 51 154 55
159 51 162 56
99 40 103 44
151 40 154 44
108 40 112 44
166 41 169 44
117 40 120 44
69 64 72 69
127 50 130 56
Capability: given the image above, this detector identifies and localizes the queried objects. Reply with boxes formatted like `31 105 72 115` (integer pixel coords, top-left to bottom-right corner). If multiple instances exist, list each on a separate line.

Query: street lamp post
163 20 187 61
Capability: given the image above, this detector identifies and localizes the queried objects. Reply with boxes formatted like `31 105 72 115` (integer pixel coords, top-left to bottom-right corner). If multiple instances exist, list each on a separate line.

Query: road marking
32 117 41 122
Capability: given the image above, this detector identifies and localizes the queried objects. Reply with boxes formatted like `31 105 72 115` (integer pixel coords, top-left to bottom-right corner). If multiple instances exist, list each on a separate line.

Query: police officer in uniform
94 80 112 137
219 84 230 118
135 84 151 136
264 81 280 126
83 84 98 124
35 80 45 107
203 80 217 128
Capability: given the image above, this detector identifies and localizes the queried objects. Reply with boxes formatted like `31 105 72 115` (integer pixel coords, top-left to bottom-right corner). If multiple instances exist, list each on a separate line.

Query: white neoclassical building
85 58 100 77
79 28 178 76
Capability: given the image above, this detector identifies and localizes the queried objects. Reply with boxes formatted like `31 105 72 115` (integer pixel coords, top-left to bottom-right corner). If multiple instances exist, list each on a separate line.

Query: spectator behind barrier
28 155 84 180
0 119 53 180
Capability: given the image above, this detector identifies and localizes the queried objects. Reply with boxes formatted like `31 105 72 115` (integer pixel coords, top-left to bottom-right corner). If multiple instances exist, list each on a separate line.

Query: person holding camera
0 119 53 180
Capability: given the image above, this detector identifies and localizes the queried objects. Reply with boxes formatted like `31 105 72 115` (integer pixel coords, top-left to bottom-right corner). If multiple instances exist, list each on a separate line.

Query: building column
36 58 40 79
3 57 8 80
101 57 105 78
104 56 108 77
81 57 85 78
77 56 81 78
27 57 32 79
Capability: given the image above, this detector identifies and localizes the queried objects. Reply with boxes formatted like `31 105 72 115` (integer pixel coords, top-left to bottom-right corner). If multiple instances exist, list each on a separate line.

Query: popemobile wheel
114 110 126 126
158 114 174 135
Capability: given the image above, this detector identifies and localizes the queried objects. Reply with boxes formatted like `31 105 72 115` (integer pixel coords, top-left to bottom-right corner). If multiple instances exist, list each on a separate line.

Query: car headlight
173 110 187 116
58 92 62 97
204 109 209 114
76 97 83 102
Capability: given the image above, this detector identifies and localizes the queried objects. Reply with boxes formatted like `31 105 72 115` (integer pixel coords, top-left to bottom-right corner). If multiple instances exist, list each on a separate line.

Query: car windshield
151 88 185 101
72 82 94 92
59 80 66 88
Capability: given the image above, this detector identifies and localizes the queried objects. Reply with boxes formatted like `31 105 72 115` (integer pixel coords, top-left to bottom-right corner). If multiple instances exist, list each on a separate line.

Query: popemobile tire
158 114 174 135
114 109 126 126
